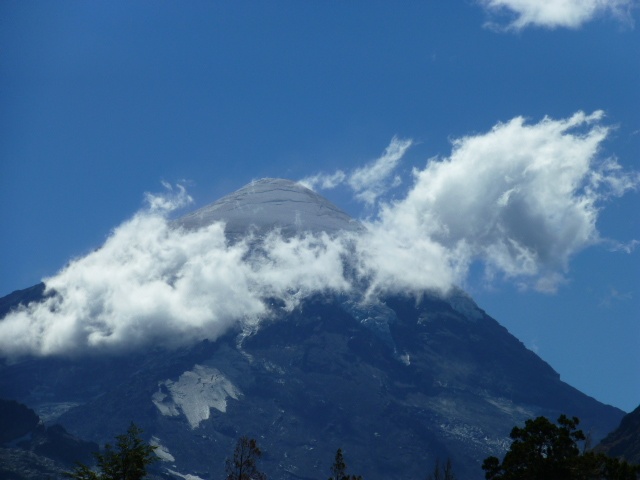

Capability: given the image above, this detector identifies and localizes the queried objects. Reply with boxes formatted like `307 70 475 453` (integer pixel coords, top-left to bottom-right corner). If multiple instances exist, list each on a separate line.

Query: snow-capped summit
176 178 362 237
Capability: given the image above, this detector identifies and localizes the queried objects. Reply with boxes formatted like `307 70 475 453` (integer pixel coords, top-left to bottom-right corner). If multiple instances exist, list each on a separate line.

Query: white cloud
479 0 636 30
1 111 637 357
373 111 637 292
298 170 346 191
348 137 413 205
145 181 193 212
353 224 463 299
300 136 412 206
0 210 358 357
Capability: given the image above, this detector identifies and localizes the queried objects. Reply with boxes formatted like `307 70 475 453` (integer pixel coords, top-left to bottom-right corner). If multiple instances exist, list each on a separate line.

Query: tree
443 458 456 480
427 458 456 480
329 448 362 480
329 448 347 480
225 436 267 480
482 415 640 480
65 423 157 480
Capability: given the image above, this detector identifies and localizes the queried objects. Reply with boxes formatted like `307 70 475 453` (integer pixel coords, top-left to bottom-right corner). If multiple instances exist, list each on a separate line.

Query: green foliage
329 448 363 480
225 436 267 480
65 423 157 480
482 415 640 480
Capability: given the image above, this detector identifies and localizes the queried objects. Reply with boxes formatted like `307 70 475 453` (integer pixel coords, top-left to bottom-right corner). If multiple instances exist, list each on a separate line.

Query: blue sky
1 1 638 411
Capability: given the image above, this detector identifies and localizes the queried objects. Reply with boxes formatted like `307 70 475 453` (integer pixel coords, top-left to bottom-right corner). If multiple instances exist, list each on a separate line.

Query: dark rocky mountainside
0 179 626 479
0 398 98 479
599 404 640 464
0 289 623 479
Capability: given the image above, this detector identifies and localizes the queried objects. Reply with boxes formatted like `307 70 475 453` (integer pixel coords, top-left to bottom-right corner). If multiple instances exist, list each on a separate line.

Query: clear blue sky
1 1 638 411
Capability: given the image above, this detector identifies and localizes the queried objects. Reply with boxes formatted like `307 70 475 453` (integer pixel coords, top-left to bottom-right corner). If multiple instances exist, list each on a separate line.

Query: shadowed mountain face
0 179 625 480
599 405 640 465
0 398 98 479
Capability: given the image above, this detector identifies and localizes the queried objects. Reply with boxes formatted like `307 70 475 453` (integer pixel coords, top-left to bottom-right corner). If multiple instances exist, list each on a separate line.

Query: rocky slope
0 398 98 479
0 288 623 479
599 404 640 464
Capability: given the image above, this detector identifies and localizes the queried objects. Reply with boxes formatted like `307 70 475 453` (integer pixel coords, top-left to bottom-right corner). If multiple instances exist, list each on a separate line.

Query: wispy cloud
300 136 412 206
1 111 637 357
478 0 636 31
599 287 633 307
299 171 346 190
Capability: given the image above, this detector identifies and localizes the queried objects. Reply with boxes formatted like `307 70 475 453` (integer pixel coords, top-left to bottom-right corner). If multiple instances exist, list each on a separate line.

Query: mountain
0 398 98 479
599 404 640 464
175 178 363 237
0 179 625 480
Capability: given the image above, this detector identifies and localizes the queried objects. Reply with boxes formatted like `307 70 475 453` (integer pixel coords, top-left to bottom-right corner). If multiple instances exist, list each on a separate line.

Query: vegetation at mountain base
64 423 156 480
482 415 640 480
225 436 267 480
9 412 638 480
328 448 363 480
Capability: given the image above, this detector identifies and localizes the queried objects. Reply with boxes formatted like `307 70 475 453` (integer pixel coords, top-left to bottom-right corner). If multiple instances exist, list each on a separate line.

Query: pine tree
65 423 157 480
225 436 267 480
427 458 456 480
329 449 347 480
443 458 456 480
329 448 363 480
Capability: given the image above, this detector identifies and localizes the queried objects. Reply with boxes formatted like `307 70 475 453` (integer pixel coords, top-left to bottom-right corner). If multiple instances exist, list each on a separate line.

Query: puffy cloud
0 111 637 357
478 0 636 30
374 111 637 291
0 213 354 357
301 136 412 206
353 223 463 299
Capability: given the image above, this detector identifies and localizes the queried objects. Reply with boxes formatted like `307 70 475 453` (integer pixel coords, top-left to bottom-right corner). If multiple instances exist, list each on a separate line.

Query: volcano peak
176 178 362 237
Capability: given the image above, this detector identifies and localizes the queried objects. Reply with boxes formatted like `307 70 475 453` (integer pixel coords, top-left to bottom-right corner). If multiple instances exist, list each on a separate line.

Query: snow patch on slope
152 365 241 428
150 436 175 462
167 470 206 480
